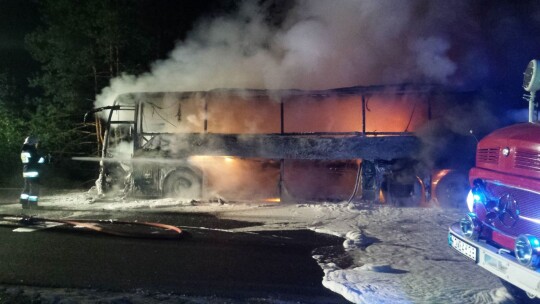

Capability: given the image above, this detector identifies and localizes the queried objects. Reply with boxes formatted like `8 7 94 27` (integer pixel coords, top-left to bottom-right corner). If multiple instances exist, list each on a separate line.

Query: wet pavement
0 205 348 303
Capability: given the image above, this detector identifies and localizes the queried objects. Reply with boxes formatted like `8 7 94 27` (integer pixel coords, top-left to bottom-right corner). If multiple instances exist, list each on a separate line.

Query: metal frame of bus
92 84 467 204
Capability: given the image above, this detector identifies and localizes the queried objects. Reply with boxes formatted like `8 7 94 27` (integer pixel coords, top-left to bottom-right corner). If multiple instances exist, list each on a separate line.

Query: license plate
449 233 477 261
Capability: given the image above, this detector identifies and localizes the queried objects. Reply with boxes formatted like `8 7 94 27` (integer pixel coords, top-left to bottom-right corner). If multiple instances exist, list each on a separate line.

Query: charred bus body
90 85 472 205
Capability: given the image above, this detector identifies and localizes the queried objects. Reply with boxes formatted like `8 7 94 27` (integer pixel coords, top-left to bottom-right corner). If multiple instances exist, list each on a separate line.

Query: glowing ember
379 189 386 203
264 198 281 203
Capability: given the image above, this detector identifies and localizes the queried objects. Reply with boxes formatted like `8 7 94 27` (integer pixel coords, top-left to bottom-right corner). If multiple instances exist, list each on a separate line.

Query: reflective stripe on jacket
23 171 39 178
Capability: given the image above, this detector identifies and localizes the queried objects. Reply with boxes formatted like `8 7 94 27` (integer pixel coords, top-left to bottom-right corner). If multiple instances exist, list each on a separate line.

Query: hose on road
0 214 185 240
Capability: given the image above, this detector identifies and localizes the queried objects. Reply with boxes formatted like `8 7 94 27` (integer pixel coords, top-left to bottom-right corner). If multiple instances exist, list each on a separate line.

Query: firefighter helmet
24 136 39 145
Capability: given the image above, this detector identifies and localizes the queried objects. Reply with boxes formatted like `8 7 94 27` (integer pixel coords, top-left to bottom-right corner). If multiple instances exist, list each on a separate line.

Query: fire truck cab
449 59 540 302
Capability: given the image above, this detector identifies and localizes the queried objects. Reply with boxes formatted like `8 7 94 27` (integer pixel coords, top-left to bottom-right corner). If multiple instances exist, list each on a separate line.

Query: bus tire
433 171 469 208
383 176 425 207
163 169 202 199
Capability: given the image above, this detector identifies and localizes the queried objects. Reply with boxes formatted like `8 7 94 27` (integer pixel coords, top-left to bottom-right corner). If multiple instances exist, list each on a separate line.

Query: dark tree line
0 0 235 187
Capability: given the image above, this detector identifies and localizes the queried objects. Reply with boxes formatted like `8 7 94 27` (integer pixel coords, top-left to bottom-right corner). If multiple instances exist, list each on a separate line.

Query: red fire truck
449 59 540 302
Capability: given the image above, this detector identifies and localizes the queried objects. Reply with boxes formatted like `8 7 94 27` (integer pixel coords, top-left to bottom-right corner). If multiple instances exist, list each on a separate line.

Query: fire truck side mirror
524 59 540 92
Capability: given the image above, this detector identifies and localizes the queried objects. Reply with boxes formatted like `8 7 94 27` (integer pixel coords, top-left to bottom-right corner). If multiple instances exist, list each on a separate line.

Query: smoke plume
96 0 504 108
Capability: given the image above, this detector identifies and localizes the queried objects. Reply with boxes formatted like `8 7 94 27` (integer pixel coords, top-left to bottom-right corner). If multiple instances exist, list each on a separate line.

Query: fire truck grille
485 182 540 238
515 148 540 172
477 148 499 164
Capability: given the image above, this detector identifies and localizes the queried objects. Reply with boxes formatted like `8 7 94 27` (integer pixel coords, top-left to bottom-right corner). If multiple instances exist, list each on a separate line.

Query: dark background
0 0 239 187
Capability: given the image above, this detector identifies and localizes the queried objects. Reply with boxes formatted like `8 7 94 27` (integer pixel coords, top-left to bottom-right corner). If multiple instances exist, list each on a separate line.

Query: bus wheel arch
162 168 202 199
431 170 469 208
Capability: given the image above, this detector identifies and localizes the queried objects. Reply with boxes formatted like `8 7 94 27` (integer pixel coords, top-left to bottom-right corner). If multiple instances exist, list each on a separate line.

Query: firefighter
20 136 46 209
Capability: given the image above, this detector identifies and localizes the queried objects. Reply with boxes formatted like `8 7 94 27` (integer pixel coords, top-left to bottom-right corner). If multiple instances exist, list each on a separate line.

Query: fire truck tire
500 279 540 303
433 171 469 208
163 170 202 199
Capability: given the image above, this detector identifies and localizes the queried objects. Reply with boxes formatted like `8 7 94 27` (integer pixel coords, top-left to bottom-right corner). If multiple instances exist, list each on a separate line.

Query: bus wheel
163 170 202 199
383 176 425 207
433 171 469 208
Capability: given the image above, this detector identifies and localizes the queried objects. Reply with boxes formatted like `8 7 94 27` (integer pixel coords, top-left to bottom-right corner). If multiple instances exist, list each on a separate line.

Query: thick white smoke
96 0 476 108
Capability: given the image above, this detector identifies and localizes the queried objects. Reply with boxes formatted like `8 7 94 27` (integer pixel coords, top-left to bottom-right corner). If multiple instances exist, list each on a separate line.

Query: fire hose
347 161 362 204
0 214 184 240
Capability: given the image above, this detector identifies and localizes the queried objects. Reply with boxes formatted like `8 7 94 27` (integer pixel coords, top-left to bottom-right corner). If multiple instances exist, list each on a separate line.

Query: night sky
0 0 234 87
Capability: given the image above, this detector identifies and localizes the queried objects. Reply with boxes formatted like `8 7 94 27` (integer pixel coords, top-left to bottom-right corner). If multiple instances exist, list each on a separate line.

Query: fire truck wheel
500 279 540 303
163 170 202 199
433 171 469 208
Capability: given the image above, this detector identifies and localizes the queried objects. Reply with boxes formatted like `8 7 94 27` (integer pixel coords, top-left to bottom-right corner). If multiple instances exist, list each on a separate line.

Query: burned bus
87 85 472 205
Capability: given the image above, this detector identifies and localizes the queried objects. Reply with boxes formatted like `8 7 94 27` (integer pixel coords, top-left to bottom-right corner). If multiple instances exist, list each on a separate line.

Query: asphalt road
0 211 347 303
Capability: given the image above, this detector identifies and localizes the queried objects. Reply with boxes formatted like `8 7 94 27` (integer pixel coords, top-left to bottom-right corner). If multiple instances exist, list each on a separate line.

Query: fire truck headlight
515 234 540 268
460 212 481 239
466 188 486 212
466 190 475 212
